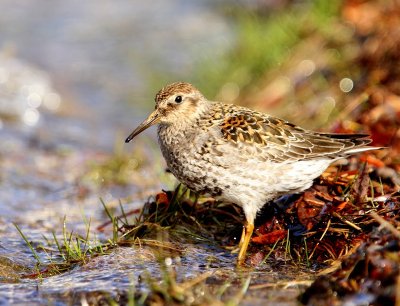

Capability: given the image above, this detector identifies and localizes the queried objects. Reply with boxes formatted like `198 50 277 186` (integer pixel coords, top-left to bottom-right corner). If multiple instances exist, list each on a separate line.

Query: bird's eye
175 95 182 103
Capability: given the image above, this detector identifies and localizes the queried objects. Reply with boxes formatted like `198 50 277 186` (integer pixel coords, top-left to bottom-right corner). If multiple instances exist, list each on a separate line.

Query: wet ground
0 1 311 305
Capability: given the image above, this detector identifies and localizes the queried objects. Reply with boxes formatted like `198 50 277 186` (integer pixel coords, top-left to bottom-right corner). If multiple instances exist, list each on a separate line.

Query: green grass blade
13 223 41 264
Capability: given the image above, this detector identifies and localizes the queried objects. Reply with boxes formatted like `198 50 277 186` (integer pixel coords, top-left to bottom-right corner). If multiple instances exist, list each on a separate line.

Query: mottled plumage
126 82 379 265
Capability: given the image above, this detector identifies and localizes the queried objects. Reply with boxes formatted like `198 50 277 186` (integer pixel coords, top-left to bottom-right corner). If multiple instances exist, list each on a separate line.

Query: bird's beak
125 109 161 143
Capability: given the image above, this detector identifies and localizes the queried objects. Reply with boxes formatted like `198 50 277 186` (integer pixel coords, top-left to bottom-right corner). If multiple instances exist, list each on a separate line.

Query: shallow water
0 1 311 304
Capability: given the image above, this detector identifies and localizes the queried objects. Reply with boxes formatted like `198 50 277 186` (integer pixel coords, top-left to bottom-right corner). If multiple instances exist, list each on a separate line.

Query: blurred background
0 0 398 304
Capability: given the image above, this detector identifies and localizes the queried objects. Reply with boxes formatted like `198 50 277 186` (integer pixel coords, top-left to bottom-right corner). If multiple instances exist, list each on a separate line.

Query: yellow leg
238 225 246 249
237 222 254 266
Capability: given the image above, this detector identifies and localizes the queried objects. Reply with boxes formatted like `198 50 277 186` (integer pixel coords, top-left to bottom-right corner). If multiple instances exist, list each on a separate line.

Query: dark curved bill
125 110 160 143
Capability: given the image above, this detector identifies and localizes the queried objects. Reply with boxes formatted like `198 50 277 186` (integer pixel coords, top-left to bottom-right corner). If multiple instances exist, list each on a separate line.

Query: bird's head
125 82 206 143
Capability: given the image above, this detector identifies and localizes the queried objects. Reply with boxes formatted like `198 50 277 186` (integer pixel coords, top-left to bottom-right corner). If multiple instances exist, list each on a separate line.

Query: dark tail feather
317 132 385 154
318 133 372 147
318 133 370 140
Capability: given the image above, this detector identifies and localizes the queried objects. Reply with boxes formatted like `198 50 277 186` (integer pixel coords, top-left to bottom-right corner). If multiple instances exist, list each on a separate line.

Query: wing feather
202 103 374 163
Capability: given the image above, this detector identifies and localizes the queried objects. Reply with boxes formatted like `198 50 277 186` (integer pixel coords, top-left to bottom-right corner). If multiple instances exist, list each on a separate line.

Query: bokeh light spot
43 92 61 111
339 78 354 93
298 59 316 77
23 108 40 126
27 92 42 108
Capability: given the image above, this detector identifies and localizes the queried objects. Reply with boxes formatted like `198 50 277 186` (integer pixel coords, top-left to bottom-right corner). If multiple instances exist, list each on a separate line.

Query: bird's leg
238 224 247 249
237 222 254 266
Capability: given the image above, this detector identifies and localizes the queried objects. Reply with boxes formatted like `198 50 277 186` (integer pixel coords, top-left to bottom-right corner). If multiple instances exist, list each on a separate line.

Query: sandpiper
125 82 379 265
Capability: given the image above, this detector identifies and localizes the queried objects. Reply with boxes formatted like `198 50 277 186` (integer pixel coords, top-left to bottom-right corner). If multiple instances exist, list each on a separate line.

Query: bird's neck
158 117 196 144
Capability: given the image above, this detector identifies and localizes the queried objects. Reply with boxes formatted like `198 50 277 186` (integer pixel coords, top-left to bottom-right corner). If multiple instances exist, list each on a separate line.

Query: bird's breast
157 124 221 194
